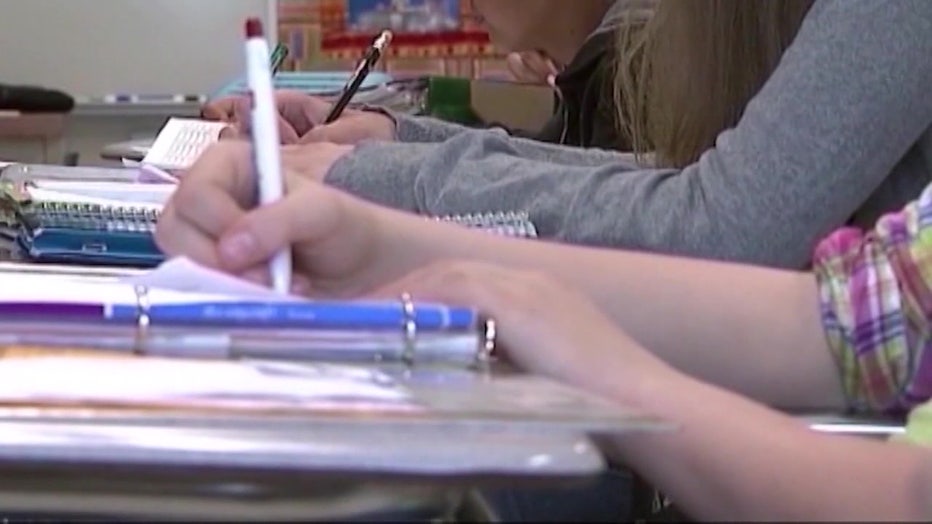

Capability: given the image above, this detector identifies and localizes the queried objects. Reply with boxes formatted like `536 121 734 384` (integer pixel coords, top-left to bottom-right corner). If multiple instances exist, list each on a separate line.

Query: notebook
0 177 538 267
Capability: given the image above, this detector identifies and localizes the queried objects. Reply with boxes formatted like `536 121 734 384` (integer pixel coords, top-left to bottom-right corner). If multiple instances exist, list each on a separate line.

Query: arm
360 178 932 411
328 0 932 269
601 361 932 521
365 259 932 521
382 211 839 409
391 111 478 143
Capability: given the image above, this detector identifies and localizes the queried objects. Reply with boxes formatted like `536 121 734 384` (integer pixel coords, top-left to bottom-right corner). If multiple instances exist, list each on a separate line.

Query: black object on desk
0 84 74 113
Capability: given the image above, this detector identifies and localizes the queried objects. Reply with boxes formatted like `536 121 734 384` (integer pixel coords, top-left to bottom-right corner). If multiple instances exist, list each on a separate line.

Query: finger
277 115 302 145
154 204 223 268
280 95 332 136
218 126 240 140
234 96 301 144
169 142 256 237
201 99 235 122
299 120 378 145
215 182 348 272
522 51 558 78
506 53 539 84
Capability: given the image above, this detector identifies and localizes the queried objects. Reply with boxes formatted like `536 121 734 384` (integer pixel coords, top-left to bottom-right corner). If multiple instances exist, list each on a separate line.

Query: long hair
616 0 814 167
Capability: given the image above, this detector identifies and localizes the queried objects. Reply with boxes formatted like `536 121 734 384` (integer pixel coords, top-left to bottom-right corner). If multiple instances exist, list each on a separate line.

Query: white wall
0 0 277 166
0 0 276 98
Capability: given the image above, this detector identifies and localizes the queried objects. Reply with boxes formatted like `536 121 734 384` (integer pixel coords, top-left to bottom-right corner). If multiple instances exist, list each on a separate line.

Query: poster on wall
347 0 461 34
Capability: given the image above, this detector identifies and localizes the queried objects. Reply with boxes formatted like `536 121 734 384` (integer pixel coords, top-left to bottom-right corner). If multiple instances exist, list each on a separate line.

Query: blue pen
108 301 478 331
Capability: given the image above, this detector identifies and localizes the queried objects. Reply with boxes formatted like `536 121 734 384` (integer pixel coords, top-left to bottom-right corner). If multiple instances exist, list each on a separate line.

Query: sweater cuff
323 140 425 212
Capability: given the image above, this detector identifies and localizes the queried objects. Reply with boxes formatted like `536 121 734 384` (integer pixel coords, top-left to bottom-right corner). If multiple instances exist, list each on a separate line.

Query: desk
0 410 610 521
0 112 66 164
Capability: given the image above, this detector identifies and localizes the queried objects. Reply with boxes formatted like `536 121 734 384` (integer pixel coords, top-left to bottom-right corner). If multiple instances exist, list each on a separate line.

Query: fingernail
219 231 257 266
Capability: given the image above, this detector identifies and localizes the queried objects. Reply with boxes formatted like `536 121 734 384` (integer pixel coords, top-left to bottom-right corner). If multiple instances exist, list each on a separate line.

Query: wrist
358 105 399 141
581 347 689 413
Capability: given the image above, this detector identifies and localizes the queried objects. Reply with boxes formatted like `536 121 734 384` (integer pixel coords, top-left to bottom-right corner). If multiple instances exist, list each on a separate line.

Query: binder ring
400 292 417 365
478 318 497 366
133 284 151 355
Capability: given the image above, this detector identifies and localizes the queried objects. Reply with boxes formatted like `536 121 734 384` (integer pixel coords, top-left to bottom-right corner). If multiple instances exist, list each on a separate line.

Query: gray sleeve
328 0 932 269
393 112 475 143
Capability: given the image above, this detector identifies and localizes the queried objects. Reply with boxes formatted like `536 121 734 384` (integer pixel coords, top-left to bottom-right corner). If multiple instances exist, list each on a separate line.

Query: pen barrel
245 37 284 206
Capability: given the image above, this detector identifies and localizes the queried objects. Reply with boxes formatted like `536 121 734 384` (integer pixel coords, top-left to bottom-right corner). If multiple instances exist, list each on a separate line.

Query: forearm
603 365 931 521
382 207 841 409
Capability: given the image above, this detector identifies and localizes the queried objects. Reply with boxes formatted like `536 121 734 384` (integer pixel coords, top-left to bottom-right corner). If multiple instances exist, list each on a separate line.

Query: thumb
201 103 230 122
215 183 348 272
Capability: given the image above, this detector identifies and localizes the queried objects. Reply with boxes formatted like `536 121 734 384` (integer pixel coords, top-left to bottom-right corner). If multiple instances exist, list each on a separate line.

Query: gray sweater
326 0 932 269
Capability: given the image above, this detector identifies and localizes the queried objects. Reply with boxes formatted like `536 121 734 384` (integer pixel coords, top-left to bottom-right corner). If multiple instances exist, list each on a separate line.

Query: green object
270 43 290 75
423 76 481 126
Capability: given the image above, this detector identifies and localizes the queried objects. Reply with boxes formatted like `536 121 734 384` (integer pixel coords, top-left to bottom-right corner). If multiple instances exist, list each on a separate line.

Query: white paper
123 257 304 302
0 357 410 406
28 181 174 209
142 118 229 170
0 258 298 309
0 271 243 307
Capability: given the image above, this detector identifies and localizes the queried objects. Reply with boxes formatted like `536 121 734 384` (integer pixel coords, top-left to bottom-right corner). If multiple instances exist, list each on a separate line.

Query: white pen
245 18 292 295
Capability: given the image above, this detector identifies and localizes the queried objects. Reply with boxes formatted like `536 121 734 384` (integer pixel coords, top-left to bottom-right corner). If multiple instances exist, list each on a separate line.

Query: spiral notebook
1 181 537 267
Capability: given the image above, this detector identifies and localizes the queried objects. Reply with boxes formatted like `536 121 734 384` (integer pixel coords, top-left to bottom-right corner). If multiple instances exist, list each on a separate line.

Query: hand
201 90 328 144
369 261 674 398
201 90 396 145
506 51 560 86
281 142 354 183
298 107 396 145
155 141 401 298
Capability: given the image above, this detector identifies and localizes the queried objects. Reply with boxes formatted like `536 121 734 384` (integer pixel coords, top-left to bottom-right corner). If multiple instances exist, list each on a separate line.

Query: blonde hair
615 0 814 168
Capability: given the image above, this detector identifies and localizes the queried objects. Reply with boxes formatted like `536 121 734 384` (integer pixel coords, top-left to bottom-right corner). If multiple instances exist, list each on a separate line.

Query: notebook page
143 118 229 170
29 181 175 206
123 257 304 301
0 271 246 307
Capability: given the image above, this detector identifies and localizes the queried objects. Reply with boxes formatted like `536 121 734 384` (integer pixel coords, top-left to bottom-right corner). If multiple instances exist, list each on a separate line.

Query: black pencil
324 30 393 124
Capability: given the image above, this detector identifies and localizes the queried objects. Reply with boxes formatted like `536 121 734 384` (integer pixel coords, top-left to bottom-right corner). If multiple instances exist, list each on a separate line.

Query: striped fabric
814 183 932 414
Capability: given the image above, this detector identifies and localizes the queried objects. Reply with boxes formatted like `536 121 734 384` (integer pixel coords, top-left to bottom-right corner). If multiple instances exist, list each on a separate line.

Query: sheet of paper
123 257 304 302
0 258 297 309
29 181 174 208
0 357 412 408
0 271 242 308
142 118 229 170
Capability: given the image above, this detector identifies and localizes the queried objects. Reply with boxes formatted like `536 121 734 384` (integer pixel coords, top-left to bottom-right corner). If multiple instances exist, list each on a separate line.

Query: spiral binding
25 202 159 234
435 211 538 239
